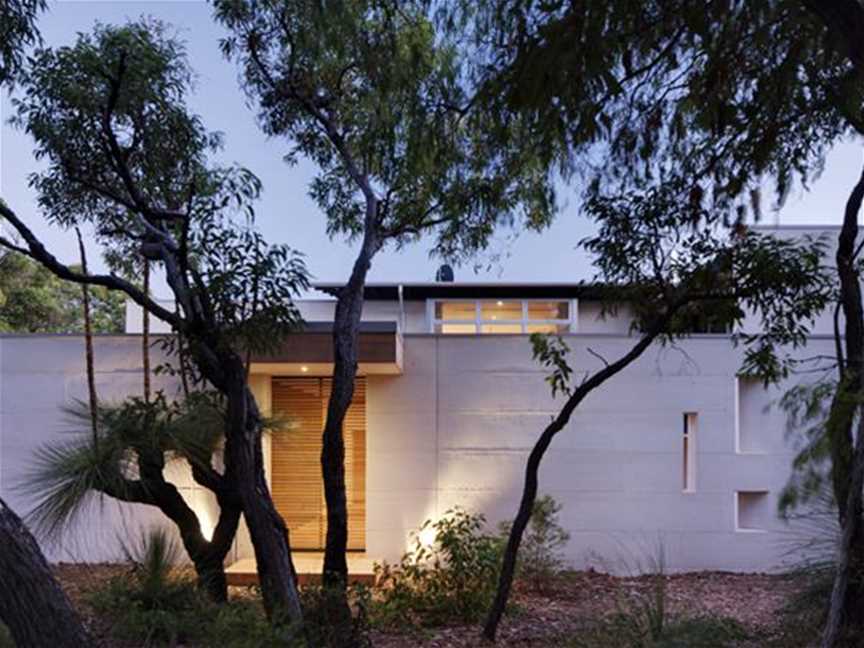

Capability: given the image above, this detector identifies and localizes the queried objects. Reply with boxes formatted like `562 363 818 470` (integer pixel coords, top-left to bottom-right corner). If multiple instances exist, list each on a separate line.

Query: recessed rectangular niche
736 376 769 453
735 491 771 532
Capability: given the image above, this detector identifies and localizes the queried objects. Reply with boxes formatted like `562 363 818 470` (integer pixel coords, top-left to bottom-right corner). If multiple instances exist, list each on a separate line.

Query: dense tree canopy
0 252 125 333
2 18 310 623
0 0 45 86
462 0 860 217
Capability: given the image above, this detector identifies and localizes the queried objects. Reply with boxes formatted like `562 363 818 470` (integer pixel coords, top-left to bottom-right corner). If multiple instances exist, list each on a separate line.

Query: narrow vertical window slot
683 412 697 492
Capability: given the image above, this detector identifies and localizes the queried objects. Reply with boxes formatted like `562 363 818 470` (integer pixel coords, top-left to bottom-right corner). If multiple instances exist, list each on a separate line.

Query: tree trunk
483 326 667 641
822 413 864 648
142 260 151 402
821 164 864 647
223 369 303 625
75 228 98 445
322 252 373 588
0 497 92 647
320 228 378 647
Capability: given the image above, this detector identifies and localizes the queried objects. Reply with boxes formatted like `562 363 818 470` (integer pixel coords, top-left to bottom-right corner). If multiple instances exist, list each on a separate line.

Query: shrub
89 577 299 647
570 541 748 648
300 583 372 647
571 614 749 648
499 494 570 593
373 507 502 627
90 526 300 646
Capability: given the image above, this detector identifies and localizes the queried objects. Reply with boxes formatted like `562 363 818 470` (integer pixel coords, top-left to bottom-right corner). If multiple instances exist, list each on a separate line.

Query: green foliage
768 565 864 648
0 0 45 86
777 380 843 515
214 0 556 262
499 494 570 593
11 19 308 355
0 252 124 333
372 507 502 626
14 19 215 230
571 614 749 648
570 544 747 648
88 527 301 646
120 527 186 610
23 393 224 541
460 1 857 221
299 584 372 648
580 179 833 384
90 571 296 647
530 335 573 398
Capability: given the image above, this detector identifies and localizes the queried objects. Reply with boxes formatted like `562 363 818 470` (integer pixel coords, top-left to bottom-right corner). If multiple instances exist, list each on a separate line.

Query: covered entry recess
270 377 367 551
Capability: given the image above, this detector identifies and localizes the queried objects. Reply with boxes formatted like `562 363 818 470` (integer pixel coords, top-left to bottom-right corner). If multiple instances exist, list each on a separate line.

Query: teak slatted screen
270 377 366 551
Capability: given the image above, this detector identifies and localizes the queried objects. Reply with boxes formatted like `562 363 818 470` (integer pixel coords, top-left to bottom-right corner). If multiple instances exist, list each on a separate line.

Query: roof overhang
313 282 609 301
249 321 401 376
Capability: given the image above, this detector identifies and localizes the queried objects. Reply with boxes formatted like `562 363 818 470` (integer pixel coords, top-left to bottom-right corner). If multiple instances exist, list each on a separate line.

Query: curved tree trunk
322 240 375 588
320 224 379 647
821 164 864 648
483 326 670 641
822 413 864 648
0 497 92 647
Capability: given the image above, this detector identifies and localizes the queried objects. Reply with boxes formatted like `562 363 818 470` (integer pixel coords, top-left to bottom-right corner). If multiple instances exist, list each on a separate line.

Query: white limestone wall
0 335 217 562
0 331 835 573
366 334 835 572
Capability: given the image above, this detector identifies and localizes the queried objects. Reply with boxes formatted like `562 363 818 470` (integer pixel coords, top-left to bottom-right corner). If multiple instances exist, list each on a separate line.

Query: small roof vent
435 264 454 282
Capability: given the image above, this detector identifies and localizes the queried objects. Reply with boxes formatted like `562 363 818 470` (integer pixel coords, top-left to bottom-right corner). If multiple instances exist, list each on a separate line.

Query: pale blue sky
1 1 862 291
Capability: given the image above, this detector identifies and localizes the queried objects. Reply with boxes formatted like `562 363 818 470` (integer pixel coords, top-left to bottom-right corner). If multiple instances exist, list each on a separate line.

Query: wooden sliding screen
270 377 366 551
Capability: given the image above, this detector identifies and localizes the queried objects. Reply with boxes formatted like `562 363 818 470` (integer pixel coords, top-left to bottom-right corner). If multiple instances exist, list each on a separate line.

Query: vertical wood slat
270 377 366 551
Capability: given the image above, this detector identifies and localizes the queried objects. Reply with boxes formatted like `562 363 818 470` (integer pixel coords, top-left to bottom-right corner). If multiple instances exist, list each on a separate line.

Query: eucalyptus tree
0 0 45 85
0 2 98 645
0 20 310 623
459 1 864 642
482 179 833 639
213 0 557 614
0 253 125 333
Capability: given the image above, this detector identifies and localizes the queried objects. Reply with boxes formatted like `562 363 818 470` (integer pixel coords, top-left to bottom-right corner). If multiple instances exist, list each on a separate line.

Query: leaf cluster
580 179 834 383
23 392 225 541
214 0 556 260
372 507 502 626
0 0 45 87
462 0 859 221
0 251 124 333
9 19 309 353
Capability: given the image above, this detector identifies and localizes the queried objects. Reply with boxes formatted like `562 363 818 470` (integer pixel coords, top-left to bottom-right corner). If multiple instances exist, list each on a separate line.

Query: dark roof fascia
313 282 614 301
0 321 397 339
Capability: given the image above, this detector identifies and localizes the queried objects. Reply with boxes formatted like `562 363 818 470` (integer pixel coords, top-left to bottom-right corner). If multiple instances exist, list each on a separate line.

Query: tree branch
0 202 181 328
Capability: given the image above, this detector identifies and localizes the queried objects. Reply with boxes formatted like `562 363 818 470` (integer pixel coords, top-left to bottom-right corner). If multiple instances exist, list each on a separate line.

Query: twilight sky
1 0 862 294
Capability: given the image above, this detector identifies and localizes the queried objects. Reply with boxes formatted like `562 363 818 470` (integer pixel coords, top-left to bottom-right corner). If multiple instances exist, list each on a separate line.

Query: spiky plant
22 392 241 602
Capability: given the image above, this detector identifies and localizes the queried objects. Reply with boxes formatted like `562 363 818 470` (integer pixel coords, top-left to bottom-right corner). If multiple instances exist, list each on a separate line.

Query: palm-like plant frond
21 393 227 542
22 404 135 541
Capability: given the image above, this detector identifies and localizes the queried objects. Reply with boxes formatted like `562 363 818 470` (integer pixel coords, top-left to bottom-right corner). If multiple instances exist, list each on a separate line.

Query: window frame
683 412 697 493
428 298 577 334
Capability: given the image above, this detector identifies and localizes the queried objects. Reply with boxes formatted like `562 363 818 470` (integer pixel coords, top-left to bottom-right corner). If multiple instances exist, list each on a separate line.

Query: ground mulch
52 565 800 647
369 571 799 647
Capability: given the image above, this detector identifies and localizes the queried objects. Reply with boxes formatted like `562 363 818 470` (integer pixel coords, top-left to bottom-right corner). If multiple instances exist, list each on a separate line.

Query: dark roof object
313 282 610 301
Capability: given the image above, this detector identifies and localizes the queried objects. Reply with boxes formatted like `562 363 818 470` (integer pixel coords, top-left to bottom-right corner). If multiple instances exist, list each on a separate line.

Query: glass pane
437 323 478 334
480 323 523 334
480 300 522 321
527 301 569 320
435 301 476 320
526 323 569 334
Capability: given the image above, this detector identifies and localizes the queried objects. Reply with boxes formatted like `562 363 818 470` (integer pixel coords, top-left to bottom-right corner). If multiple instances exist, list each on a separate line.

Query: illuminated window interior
431 300 572 334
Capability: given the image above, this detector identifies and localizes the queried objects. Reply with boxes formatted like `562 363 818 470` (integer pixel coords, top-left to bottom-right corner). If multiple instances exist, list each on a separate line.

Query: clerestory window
430 299 574 334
